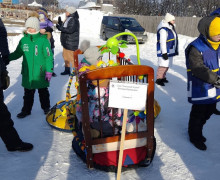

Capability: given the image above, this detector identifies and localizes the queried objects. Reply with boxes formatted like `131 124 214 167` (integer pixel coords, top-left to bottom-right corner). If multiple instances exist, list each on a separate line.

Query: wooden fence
115 14 202 37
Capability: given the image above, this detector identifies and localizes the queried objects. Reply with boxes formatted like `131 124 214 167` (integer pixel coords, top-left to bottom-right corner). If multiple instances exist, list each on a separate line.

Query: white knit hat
164 13 175 23
80 40 90 52
66 6 76 14
25 17 40 32
84 47 102 65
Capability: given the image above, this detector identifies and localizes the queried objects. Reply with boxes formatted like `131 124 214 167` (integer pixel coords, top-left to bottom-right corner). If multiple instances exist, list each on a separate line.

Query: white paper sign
108 80 148 110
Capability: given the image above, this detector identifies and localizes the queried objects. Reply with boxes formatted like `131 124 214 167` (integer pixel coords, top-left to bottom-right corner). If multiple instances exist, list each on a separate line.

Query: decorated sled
72 33 159 174
46 32 160 175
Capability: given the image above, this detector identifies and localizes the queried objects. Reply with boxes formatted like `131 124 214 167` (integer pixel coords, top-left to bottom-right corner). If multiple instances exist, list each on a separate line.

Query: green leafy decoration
101 48 110 54
120 43 128 48
111 46 119 54
118 40 128 44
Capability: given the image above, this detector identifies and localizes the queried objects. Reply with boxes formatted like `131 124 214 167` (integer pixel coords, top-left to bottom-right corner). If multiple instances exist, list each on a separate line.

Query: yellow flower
108 60 115 66
97 60 106 67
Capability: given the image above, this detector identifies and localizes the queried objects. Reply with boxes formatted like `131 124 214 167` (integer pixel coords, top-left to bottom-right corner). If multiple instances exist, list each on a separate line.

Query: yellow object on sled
154 99 161 118
46 100 76 132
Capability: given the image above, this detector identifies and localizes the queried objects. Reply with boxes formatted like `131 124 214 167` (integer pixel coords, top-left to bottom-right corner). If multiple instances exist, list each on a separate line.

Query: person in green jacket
9 17 53 118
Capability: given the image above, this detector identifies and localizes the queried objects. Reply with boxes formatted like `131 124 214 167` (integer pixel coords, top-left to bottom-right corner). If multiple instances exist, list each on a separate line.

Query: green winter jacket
9 32 53 89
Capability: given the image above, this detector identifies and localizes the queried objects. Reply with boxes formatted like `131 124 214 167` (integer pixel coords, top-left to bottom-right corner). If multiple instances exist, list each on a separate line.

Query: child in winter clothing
185 14 220 150
56 6 80 76
156 13 178 86
38 8 56 77
9 17 54 118
0 18 33 151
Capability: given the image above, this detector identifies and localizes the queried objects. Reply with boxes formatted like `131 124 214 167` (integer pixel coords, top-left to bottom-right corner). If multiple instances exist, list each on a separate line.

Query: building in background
79 0 115 13
0 0 19 4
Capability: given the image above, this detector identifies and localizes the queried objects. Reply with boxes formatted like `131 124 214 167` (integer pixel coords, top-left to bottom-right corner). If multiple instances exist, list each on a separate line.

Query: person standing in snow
9 17 54 118
56 6 80 75
38 7 57 77
156 13 178 86
185 14 220 150
0 18 33 151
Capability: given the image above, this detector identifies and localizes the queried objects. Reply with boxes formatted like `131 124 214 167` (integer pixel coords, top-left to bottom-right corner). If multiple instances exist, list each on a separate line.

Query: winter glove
1 70 10 90
2 55 9 66
162 53 168 60
56 24 61 31
214 77 220 88
45 72 52 82
58 16 63 26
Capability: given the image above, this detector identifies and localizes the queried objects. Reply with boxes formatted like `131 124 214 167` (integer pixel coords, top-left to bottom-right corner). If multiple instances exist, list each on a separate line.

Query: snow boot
189 138 207 150
7 142 33 152
162 78 169 83
17 111 31 118
60 67 70 75
155 79 165 86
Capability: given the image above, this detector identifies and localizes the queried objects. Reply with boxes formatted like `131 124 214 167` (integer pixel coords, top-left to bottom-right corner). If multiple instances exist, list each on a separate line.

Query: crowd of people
0 6 219 154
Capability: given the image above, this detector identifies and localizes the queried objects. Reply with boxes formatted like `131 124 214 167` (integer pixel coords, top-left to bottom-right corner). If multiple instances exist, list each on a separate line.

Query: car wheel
102 32 107 40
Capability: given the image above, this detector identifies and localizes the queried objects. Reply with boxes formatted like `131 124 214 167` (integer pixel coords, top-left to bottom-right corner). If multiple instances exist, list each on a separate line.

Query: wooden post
116 109 128 180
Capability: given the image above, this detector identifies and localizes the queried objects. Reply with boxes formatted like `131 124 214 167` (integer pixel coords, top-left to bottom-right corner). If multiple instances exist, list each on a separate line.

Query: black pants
188 103 216 141
21 88 50 113
0 90 22 148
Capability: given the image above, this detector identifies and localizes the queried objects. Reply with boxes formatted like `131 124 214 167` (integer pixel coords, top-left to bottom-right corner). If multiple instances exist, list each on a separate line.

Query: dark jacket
0 18 9 60
185 14 220 104
59 12 80 51
0 18 9 89
0 56 6 89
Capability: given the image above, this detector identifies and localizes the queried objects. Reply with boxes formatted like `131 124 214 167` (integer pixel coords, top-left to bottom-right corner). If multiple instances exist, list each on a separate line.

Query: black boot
162 78 169 83
155 79 165 86
17 111 31 118
60 67 70 75
7 142 33 152
189 138 207 150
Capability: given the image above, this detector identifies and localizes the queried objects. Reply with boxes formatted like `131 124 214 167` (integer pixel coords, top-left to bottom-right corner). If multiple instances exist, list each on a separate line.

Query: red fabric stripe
93 147 147 167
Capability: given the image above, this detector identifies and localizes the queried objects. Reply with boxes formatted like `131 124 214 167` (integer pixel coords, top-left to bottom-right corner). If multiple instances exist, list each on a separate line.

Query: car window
120 18 141 27
102 17 108 24
112 18 120 27
107 17 113 26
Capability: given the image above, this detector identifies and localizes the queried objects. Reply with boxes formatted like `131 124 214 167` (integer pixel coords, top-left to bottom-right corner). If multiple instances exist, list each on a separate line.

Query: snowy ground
1 9 220 180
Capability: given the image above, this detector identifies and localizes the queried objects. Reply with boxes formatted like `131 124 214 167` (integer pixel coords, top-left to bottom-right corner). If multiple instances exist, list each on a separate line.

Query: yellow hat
209 17 220 37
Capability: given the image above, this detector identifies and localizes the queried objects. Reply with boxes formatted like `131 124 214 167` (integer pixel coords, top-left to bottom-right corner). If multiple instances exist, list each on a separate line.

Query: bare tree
114 0 220 17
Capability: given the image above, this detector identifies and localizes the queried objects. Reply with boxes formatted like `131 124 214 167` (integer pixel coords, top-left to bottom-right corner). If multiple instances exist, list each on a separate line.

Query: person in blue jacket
185 13 220 150
156 13 178 86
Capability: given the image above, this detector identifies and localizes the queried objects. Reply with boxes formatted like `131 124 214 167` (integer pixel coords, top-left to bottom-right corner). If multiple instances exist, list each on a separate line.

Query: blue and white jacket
185 35 220 104
157 20 178 57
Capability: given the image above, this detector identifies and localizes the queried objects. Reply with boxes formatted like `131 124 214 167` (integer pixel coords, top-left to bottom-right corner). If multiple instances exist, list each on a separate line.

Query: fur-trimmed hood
23 30 51 40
